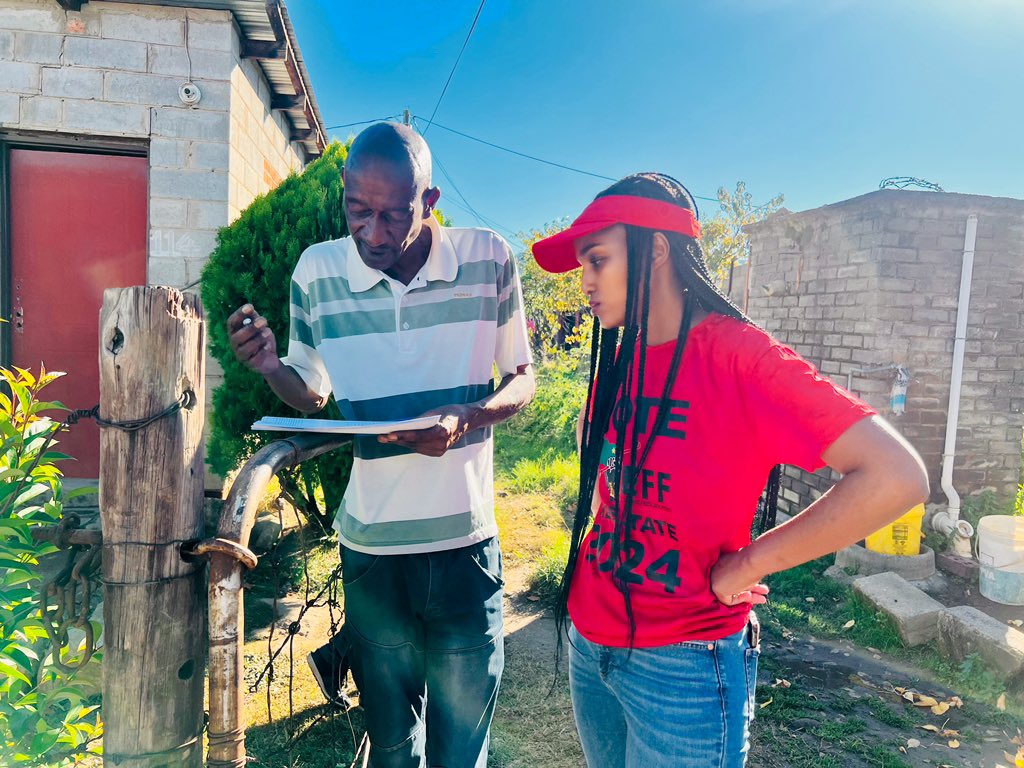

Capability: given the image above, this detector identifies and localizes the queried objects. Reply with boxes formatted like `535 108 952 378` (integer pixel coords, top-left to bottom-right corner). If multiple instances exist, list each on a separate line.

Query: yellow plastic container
865 504 925 556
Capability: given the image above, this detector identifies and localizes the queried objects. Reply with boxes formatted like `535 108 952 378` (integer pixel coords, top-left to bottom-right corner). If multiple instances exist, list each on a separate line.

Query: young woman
531 173 929 768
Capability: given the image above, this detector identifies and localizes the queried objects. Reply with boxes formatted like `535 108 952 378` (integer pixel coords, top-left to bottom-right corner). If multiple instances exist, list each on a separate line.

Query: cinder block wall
229 56 301 221
0 0 310 486
737 190 1024 513
0 0 304 287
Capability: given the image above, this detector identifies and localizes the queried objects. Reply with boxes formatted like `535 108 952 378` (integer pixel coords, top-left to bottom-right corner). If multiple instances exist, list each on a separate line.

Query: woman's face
575 224 629 329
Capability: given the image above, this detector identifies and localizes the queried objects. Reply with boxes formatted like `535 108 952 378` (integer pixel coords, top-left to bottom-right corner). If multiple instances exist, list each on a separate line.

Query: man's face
343 159 429 273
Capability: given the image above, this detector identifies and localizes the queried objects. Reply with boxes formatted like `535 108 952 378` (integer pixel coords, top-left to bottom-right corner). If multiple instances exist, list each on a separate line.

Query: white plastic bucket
977 515 1024 606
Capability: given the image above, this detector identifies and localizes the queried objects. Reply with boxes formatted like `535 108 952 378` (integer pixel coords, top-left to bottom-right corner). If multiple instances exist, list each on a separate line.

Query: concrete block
151 167 229 202
149 198 188 228
104 71 184 107
184 229 218 257
185 255 213 283
0 4 63 33
189 48 236 81
146 43 188 77
824 564 855 587
852 571 944 646
0 92 19 123
63 98 149 135
99 9 183 45
937 606 1024 687
19 95 61 128
63 6 103 38
15 31 62 63
64 37 147 72
186 19 233 51
146 44 234 81
189 140 229 171
0 30 13 60
188 200 228 230
835 543 936 581
151 106 229 141
0 60 41 92
41 66 103 100
149 137 189 168
149 226 212 259
146 256 188 287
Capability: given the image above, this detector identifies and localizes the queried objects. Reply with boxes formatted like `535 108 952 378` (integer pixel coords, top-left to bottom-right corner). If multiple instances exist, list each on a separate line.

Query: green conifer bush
201 142 352 527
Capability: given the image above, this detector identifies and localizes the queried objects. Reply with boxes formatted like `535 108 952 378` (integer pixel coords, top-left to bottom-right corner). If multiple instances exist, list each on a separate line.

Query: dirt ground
238 554 1022 768
501 563 1023 768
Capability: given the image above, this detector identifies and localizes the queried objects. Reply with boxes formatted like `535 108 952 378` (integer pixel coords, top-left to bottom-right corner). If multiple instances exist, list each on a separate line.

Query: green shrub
0 366 102 765
200 142 353 527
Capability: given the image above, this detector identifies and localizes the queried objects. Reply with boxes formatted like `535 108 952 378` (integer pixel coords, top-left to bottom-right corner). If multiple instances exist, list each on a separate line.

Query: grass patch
494 364 586 476
762 556 1024 719
490 651 581 768
870 703 917 730
495 486 569 567
761 556 904 653
525 533 571 607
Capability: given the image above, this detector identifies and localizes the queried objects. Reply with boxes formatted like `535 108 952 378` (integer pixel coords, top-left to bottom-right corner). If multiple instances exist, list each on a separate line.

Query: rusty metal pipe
205 433 351 768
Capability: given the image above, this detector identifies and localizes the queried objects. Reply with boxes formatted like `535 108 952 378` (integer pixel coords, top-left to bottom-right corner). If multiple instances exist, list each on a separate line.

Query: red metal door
9 149 148 478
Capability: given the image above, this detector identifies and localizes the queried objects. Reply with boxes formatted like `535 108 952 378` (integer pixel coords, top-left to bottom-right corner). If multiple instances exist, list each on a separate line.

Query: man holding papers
227 122 535 768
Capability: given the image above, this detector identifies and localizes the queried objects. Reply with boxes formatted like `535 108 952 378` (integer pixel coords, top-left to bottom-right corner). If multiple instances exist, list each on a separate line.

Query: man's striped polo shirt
281 216 532 555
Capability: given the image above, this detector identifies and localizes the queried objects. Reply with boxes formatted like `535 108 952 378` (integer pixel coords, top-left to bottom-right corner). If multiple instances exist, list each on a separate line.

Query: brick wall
0 0 305 289
0 0 309 486
228 57 301 220
737 190 1024 513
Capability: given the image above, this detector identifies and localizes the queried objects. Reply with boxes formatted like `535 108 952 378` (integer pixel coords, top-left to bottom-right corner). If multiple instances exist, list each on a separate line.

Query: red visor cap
531 195 702 274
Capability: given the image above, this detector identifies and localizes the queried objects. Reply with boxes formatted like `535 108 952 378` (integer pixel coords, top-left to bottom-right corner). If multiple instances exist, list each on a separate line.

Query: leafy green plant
0 366 102 765
200 142 353 529
956 653 1006 701
525 533 570 608
518 224 592 365
700 181 785 287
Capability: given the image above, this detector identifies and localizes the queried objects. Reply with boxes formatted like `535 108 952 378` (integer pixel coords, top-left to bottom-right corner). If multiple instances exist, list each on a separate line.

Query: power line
413 117 722 203
324 114 723 206
418 116 618 182
435 155 517 239
421 0 487 135
418 132 517 237
324 115 401 131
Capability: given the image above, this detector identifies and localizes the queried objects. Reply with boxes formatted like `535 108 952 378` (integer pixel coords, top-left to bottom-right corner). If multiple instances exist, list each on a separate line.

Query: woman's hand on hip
710 550 769 606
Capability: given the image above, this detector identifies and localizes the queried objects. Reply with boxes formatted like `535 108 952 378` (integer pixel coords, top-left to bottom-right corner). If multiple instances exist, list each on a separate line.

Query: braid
555 171 782 653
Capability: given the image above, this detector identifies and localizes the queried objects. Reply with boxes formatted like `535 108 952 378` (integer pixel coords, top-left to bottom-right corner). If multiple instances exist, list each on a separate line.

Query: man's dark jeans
341 537 504 768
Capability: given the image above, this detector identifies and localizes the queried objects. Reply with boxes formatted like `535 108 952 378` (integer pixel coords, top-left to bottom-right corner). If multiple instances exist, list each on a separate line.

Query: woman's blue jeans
568 622 759 768
341 538 504 768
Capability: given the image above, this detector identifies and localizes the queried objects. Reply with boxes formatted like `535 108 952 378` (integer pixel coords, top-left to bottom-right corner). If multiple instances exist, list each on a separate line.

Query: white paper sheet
251 415 441 435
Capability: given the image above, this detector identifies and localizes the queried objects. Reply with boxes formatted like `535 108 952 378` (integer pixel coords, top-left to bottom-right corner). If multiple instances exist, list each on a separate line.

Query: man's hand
228 304 281 375
377 405 472 458
709 550 770 607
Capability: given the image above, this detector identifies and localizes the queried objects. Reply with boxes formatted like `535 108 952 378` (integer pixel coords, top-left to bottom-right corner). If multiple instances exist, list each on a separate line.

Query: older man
228 122 535 767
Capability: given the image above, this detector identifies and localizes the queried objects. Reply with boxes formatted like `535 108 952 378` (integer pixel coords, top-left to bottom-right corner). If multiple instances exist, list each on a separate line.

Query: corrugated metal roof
96 0 327 159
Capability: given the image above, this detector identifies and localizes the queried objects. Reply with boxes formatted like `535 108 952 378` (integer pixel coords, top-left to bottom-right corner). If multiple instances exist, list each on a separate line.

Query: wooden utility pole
98 287 206 767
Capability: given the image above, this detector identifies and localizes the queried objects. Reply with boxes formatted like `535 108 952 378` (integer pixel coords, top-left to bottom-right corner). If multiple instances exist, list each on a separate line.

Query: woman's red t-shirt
568 314 875 647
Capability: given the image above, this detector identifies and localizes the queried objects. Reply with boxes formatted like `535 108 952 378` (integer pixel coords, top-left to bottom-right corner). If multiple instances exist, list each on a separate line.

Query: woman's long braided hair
555 172 781 649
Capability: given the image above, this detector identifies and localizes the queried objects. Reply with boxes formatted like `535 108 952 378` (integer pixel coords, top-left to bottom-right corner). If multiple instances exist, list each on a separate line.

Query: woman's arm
710 415 929 604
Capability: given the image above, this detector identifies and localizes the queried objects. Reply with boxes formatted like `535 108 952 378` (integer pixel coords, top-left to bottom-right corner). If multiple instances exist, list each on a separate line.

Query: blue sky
287 0 1024 244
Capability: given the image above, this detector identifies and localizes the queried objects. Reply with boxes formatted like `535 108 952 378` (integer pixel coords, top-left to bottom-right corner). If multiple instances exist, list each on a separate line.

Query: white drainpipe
932 214 978 534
